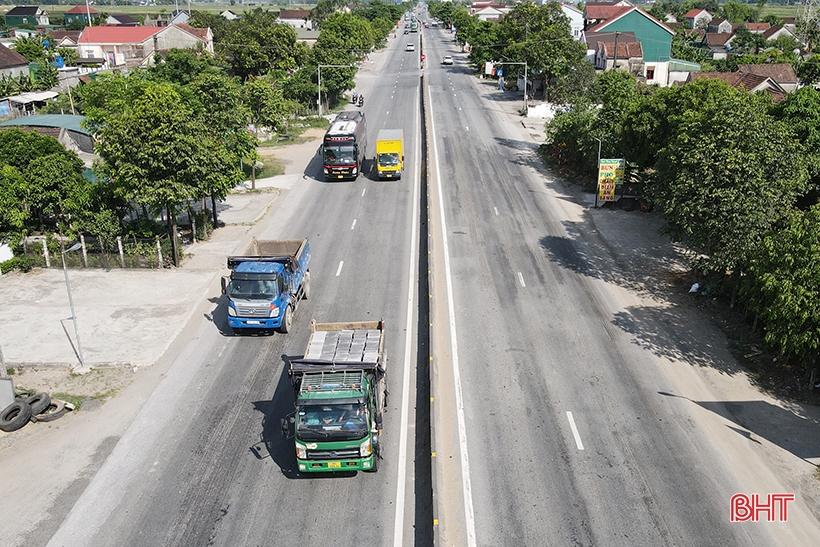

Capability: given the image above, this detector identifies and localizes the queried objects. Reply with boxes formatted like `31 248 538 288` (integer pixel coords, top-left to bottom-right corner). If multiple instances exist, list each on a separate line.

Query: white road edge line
567 411 585 450
335 261 343 276
517 272 525 287
430 80 478 547
351 219 357 230
392 82 421 547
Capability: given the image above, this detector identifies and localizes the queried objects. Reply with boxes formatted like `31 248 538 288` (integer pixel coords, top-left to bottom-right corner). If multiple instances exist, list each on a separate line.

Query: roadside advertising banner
597 158 624 202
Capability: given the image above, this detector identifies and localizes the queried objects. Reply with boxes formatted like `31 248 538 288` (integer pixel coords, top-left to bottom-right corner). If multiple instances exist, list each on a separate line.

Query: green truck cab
375 129 404 180
283 319 387 473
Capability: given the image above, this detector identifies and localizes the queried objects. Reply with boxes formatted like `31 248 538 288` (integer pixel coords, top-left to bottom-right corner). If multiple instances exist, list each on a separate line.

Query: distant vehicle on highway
442 55 453 65
406 43 415 51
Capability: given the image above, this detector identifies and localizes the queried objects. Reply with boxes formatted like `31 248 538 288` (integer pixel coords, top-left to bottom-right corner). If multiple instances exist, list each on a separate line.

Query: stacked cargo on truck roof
282 319 387 473
221 238 310 334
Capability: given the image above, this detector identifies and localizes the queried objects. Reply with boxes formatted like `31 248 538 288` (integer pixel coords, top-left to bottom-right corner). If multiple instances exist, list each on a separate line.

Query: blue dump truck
282 319 387 473
221 238 310 334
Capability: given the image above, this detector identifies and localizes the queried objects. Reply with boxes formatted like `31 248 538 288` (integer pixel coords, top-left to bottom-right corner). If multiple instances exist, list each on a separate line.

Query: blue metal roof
0 114 91 135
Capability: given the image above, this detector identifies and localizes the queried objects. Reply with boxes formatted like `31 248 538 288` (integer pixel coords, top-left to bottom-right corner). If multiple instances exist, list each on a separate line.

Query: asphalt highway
45 31 427 547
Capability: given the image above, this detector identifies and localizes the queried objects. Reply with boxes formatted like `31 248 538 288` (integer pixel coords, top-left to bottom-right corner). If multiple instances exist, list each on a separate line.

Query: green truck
282 319 387 473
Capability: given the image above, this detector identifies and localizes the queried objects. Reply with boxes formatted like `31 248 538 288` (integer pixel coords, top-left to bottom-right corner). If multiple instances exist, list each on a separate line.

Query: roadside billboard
597 158 624 203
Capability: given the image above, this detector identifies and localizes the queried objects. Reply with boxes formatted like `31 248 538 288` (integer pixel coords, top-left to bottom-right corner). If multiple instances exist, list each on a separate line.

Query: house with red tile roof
683 8 712 30
0 42 29 79
737 63 798 92
707 18 732 34
688 70 786 102
77 24 213 68
595 40 643 71
46 30 82 48
277 9 313 30
64 5 99 26
702 32 733 60
584 4 675 85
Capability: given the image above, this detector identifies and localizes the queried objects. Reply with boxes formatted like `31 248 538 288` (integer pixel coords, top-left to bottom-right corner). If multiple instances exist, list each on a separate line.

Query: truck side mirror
221 276 228 294
281 414 295 436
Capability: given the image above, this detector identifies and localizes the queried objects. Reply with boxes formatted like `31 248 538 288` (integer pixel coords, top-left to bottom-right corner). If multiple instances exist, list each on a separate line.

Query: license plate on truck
246 320 261 325
328 462 341 468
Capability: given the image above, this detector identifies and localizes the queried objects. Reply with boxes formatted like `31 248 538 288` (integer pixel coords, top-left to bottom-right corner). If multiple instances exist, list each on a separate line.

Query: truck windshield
296 403 368 441
378 153 400 167
324 145 356 166
227 278 278 300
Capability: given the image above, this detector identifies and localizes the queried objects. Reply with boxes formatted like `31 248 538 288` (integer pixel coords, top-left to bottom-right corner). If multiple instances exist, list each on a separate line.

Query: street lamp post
317 64 355 117
62 243 85 368
593 137 602 208
495 61 528 115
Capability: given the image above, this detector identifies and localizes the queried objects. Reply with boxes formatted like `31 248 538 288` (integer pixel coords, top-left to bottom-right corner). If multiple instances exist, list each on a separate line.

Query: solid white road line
392 83 421 547
517 272 525 288
351 219 357 230
430 82 478 547
335 261 343 276
567 411 585 450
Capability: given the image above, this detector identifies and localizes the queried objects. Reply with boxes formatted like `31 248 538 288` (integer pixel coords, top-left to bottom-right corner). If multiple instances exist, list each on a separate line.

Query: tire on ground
35 399 66 423
24 392 51 416
0 401 33 432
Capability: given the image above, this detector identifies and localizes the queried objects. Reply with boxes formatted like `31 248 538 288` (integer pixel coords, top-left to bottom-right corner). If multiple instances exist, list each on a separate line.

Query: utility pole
612 31 621 71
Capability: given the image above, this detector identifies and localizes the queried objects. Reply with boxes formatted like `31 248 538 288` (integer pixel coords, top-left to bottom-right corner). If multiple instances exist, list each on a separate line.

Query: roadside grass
258 117 330 149
247 160 285 179
52 389 119 410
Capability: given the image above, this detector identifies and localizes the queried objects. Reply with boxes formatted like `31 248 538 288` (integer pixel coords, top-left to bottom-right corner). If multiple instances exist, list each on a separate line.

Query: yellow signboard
597 159 625 203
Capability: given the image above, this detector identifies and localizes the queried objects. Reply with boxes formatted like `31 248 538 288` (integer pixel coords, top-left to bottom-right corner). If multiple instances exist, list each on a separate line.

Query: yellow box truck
375 129 404 180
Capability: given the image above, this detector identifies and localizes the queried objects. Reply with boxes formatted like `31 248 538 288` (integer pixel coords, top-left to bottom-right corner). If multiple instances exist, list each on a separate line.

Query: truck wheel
278 305 293 334
303 271 311 300
0 401 33 432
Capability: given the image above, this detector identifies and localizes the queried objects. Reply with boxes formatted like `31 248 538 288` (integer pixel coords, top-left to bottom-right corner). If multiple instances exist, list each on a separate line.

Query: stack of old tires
0 392 68 433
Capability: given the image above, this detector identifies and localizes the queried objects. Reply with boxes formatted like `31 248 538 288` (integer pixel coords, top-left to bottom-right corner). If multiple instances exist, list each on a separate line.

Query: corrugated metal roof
0 114 91 135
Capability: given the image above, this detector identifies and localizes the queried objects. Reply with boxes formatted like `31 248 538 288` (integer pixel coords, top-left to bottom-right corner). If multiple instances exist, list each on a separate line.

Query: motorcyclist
357 94 364 107
352 91 358 104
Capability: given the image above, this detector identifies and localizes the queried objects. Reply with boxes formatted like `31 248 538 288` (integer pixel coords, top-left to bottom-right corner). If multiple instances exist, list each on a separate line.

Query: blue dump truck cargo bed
221 239 310 334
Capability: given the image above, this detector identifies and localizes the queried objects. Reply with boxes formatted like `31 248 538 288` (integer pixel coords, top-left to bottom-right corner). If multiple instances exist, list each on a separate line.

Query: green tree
773 86 820 206
187 72 250 213
219 9 309 81
0 164 27 234
149 48 225 86
495 2 587 93
25 153 89 230
95 83 219 266
648 86 808 274
744 206 820 370
244 75 290 133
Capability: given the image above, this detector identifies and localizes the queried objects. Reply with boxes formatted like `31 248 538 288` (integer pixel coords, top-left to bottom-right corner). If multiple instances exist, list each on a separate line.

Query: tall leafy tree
744 206 820 370
648 85 808 274
95 82 218 265
220 9 309 81
495 1 586 92
0 164 27 235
